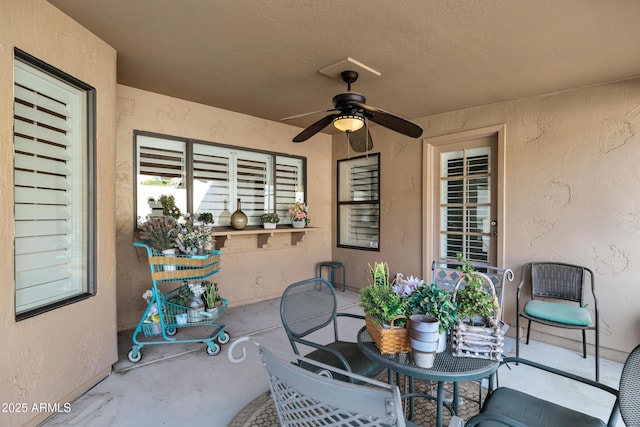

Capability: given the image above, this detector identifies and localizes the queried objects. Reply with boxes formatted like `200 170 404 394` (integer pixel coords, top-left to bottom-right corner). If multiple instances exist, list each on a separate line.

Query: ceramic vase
409 314 440 368
230 198 247 230
291 220 306 229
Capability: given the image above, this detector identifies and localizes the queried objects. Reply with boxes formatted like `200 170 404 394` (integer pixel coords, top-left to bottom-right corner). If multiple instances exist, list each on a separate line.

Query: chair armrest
501 357 617 395
336 312 365 320
291 336 354 374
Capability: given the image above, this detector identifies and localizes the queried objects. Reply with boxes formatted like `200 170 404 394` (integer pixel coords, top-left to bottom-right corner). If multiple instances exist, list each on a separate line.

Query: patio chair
516 262 599 380
280 277 382 381
228 336 424 427
465 343 640 427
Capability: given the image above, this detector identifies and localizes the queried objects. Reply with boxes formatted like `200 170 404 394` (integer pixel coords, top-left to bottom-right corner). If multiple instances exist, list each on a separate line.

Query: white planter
175 313 188 326
291 220 306 229
161 248 177 271
412 350 436 368
263 223 277 229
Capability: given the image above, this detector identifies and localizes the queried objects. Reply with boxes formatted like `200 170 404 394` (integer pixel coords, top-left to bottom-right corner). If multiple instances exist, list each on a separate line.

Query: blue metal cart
128 241 228 362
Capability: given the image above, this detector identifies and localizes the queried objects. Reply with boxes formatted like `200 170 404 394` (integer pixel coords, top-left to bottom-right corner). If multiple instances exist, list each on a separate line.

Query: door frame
422 124 507 281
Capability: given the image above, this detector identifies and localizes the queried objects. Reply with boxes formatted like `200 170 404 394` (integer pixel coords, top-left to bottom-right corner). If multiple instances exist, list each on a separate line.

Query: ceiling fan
284 70 423 151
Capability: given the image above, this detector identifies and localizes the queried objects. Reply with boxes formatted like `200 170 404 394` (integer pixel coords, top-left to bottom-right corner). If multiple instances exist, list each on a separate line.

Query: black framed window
13 49 97 319
135 132 306 227
337 154 380 250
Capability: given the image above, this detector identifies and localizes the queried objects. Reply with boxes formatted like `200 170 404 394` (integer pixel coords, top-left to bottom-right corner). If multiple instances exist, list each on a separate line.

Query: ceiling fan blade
349 101 423 138
348 126 373 152
282 108 337 121
292 114 338 142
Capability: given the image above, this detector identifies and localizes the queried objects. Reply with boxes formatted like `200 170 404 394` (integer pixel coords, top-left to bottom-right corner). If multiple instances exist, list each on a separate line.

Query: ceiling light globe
333 115 364 132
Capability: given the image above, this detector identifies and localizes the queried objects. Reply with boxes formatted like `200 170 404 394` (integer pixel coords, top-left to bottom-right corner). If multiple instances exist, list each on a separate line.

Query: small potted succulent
138 215 177 253
260 212 280 229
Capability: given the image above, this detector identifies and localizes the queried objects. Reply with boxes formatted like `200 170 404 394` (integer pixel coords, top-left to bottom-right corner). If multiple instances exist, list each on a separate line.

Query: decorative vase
291 220 306 229
175 313 188 326
263 222 276 229
230 198 248 230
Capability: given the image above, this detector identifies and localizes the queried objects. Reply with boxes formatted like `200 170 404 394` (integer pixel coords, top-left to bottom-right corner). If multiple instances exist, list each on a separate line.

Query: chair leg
595 328 600 382
581 329 587 359
525 319 532 345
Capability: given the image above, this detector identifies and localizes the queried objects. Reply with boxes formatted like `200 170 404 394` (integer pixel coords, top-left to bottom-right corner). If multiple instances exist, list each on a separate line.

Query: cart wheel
206 343 221 356
128 348 142 363
217 331 230 345
165 326 177 336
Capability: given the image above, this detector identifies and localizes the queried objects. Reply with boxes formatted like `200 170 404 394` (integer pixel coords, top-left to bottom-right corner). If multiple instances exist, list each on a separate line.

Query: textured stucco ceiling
48 0 640 135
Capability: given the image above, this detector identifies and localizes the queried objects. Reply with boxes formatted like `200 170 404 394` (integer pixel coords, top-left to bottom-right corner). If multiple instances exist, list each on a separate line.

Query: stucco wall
0 1 117 426
115 84 333 330
333 79 640 362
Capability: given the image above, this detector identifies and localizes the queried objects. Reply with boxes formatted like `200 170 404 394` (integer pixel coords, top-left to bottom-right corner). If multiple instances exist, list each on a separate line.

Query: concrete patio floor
41 290 624 426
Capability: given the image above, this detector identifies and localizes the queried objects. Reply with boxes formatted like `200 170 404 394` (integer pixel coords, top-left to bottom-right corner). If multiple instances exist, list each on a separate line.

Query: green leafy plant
139 215 177 251
260 212 280 224
408 283 458 333
202 280 221 309
359 262 410 326
197 212 214 225
167 284 192 307
454 255 498 321
359 284 408 326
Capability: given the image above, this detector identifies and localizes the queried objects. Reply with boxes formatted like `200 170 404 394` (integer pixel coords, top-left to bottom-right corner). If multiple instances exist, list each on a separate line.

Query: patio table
357 327 500 427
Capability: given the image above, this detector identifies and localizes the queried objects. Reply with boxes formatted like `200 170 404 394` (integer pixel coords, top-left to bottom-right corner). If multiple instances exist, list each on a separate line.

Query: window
337 154 380 250
13 49 96 319
135 133 305 226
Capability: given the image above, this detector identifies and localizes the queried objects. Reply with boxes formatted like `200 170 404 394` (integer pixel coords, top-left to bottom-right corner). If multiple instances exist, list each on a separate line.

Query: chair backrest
280 278 338 354
431 260 514 312
525 262 592 304
229 337 406 427
619 344 640 426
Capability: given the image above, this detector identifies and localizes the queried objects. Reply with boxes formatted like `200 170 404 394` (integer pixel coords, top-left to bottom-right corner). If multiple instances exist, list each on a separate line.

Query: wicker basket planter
452 273 506 361
365 314 411 354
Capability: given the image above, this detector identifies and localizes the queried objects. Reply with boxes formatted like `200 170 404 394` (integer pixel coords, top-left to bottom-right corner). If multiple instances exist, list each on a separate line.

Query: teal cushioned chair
466 344 640 427
516 262 599 380
280 277 382 382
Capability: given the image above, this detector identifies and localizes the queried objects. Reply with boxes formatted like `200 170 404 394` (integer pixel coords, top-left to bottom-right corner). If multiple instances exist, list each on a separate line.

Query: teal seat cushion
477 387 606 427
524 300 592 326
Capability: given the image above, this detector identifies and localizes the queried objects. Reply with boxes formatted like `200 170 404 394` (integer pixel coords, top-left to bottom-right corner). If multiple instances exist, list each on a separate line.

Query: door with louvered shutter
435 136 497 265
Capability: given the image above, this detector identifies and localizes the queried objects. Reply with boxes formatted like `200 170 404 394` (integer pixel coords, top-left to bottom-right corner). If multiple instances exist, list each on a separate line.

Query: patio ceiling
48 0 640 135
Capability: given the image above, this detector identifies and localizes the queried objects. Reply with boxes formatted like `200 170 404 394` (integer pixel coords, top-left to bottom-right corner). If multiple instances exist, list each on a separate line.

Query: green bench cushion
478 387 606 427
524 300 592 326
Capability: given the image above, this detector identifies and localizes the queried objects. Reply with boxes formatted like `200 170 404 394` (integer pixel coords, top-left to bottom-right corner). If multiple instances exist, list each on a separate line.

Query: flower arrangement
260 212 280 224
288 201 310 224
175 213 215 255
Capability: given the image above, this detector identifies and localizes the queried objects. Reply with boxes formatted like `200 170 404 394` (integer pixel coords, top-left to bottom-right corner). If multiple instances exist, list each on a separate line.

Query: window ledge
212 226 317 249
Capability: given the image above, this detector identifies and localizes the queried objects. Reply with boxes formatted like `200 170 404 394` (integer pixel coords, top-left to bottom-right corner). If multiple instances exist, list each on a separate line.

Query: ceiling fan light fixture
333 114 364 132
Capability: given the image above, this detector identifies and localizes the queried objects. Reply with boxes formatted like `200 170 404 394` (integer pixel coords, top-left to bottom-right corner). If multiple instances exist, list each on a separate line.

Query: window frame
134 131 307 229
337 153 381 251
13 48 97 320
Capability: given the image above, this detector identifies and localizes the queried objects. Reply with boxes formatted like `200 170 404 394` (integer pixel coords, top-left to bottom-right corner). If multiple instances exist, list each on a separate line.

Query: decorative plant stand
128 241 228 362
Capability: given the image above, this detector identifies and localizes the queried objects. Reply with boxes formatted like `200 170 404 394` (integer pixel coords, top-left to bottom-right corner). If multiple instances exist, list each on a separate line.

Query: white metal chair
228 336 422 426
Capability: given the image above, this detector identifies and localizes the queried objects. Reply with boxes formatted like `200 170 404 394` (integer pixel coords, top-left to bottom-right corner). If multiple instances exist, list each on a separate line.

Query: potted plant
359 262 412 354
175 213 215 255
260 212 280 229
408 282 458 354
202 280 222 312
197 212 214 225
454 256 498 325
138 215 177 253
288 201 310 228
159 194 181 218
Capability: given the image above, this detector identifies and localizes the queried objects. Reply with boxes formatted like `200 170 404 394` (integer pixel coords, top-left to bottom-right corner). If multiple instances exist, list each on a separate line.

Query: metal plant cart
128 241 229 362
